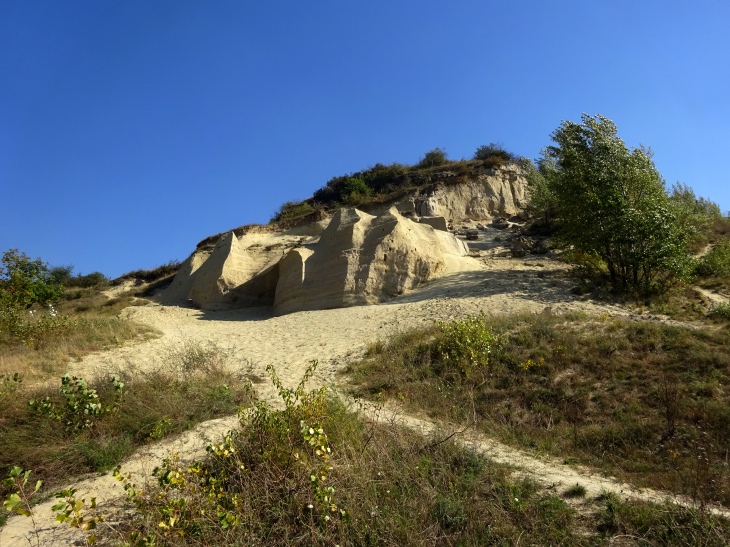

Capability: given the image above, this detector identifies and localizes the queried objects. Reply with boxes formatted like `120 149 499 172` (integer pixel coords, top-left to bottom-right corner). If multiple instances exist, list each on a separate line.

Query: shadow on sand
188 265 580 323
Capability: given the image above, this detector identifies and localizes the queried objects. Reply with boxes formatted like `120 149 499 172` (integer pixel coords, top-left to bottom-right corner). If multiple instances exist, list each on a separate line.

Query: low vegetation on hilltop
271 143 518 224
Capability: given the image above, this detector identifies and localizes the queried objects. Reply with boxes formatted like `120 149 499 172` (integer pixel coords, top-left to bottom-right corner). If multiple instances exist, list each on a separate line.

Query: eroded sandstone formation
159 208 468 314
273 207 468 315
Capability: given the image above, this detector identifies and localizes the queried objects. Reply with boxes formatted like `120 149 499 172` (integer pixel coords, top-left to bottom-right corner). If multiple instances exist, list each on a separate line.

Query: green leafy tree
474 143 515 162
519 156 558 226
541 114 692 294
0 249 65 308
668 182 723 250
418 147 448 168
48 265 74 286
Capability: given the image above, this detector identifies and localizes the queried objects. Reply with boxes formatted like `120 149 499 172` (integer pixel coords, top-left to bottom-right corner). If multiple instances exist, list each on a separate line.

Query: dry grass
0 309 156 381
348 312 730 506
0 341 251 509
109 378 730 546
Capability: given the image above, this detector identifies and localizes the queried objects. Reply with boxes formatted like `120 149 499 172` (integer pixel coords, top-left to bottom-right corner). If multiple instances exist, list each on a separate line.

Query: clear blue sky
2 1 728 278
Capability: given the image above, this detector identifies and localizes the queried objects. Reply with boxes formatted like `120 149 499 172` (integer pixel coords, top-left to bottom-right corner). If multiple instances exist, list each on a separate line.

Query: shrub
0 249 64 309
360 162 408 194
114 260 181 285
540 114 693 294
709 303 730 321
48 266 74 286
338 177 370 205
271 200 318 223
418 148 448 168
65 272 110 288
434 315 499 379
695 240 730 277
474 143 516 162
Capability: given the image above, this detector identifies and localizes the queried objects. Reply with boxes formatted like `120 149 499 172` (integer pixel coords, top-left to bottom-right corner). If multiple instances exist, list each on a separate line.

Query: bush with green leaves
418 147 448 168
66 272 110 288
28 373 124 432
0 249 64 309
474 143 516 162
695 240 730 277
538 114 693 294
434 315 499 379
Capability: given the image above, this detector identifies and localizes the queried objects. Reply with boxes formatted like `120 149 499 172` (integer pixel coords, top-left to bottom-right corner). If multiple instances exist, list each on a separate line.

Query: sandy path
359 403 730 519
2 253 722 545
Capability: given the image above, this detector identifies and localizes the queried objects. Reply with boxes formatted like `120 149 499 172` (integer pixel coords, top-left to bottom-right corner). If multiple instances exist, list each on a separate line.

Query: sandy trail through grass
2 253 723 545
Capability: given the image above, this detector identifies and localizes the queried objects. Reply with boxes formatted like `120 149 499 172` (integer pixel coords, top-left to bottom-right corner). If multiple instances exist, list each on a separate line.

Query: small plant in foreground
3 467 42 545
563 483 587 498
434 314 499 378
0 372 22 396
52 488 105 544
114 361 347 544
28 373 124 432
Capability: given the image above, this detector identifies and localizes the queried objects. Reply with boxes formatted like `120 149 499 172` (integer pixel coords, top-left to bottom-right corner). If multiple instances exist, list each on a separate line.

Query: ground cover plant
348 313 730 507
0 340 251 527
103 363 729 545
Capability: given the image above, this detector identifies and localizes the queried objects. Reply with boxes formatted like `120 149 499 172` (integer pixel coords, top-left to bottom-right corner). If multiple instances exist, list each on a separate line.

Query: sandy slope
2 249 725 545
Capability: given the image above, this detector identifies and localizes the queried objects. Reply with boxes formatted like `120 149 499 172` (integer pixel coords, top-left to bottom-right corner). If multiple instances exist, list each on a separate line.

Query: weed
28 374 124 432
563 483 587 498
2 467 42 545
0 372 22 396
52 488 105 544
709 302 730 321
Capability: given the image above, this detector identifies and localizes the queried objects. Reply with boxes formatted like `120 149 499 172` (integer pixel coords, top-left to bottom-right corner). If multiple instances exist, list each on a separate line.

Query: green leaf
3 493 21 512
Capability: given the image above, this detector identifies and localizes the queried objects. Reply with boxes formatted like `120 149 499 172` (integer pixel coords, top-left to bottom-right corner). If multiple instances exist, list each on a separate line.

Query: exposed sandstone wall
158 167 527 314
157 230 303 310
363 164 528 221
272 207 468 315
416 164 527 220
